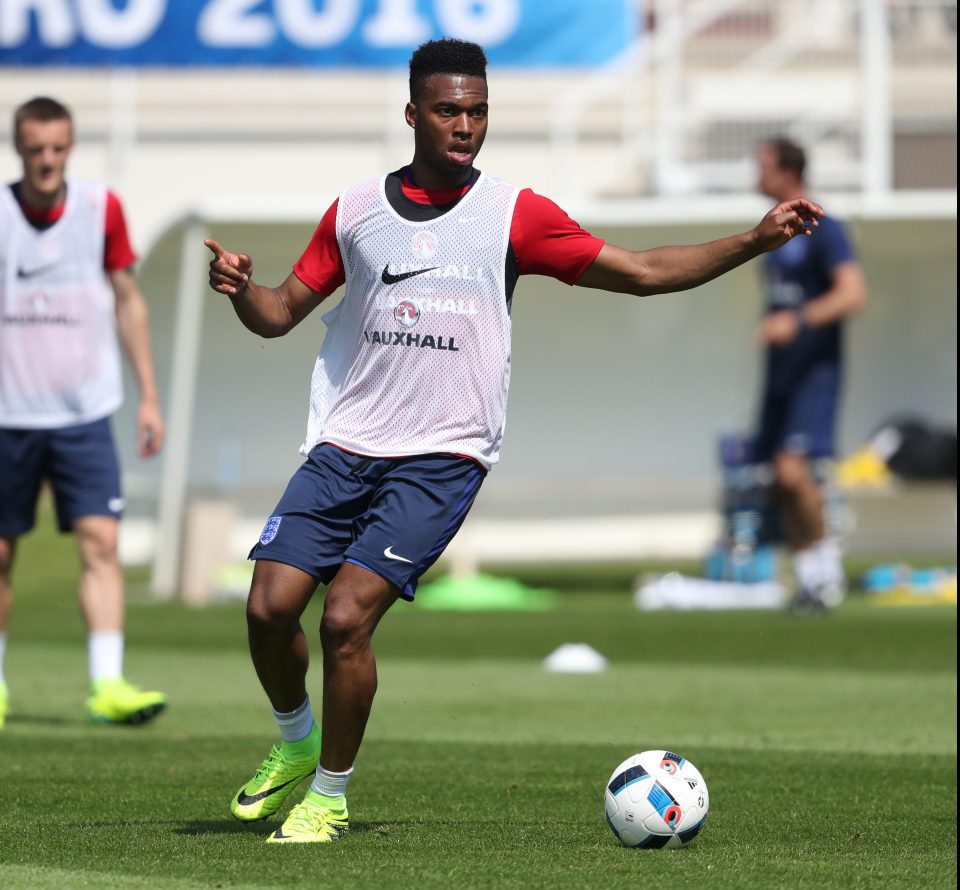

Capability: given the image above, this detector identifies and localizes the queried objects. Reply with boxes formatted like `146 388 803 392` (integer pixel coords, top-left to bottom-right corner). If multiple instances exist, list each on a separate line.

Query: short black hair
766 137 806 180
14 96 72 140
409 39 487 101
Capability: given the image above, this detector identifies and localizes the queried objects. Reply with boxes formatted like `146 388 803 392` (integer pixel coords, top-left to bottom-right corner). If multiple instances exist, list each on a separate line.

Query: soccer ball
604 750 709 848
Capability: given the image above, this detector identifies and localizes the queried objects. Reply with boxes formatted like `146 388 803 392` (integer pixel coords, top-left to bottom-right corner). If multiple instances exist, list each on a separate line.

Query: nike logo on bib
383 546 413 564
17 263 58 279
381 265 437 285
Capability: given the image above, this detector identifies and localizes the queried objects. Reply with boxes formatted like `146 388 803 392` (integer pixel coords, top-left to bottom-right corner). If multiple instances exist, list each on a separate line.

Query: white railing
548 0 957 202
2 0 953 210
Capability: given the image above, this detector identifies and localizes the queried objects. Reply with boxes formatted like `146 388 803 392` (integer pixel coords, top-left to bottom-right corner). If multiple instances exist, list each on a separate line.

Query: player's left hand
757 309 801 347
753 197 823 252
138 398 165 457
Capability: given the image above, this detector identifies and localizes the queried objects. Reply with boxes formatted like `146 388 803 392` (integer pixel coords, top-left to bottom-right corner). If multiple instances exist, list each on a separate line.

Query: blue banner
0 0 637 68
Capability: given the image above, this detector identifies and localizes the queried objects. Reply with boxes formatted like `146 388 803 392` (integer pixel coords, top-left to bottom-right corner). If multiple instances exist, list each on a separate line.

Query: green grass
0 522 955 889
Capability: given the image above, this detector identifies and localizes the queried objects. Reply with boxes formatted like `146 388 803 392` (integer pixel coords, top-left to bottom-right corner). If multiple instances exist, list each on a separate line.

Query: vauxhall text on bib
302 173 520 468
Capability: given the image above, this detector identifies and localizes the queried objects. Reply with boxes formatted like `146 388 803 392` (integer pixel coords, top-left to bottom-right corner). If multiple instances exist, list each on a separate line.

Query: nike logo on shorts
381 265 437 285
383 546 413 564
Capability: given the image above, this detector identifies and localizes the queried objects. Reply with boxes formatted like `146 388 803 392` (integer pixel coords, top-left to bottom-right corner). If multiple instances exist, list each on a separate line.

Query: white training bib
0 180 123 428
302 172 520 468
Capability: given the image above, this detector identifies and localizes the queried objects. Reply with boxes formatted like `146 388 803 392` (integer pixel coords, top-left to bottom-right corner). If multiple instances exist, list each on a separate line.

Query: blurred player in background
206 39 823 844
0 97 167 728
754 138 867 610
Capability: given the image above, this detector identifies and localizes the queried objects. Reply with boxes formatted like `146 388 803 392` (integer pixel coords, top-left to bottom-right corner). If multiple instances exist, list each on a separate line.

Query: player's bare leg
318 561 399 771
772 452 824 551
0 536 15 728
0 536 15 632
265 562 398 843
74 516 124 633
232 560 322 823
246 559 318 712
75 515 166 723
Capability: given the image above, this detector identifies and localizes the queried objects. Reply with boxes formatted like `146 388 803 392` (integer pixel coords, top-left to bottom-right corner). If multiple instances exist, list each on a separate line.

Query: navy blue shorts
754 365 840 462
0 417 124 536
249 444 486 601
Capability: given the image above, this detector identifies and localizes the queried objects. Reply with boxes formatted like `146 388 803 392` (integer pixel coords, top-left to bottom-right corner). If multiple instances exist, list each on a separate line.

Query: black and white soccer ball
604 750 709 848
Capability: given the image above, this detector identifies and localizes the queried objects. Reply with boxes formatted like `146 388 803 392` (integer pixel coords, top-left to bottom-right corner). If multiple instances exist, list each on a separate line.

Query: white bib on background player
0 180 123 428
303 172 520 468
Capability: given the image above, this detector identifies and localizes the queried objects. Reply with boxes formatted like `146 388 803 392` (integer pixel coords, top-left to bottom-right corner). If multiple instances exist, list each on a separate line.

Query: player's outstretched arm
576 198 824 297
205 239 325 338
111 268 165 457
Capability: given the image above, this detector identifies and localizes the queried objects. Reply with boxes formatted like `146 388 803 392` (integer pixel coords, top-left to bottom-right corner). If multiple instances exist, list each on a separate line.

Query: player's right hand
205 239 253 297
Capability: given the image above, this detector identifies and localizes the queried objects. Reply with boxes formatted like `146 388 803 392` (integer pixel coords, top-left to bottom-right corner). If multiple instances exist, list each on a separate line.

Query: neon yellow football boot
86 677 167 725
231 725 321 822
0 683 8 730
266 789 349 844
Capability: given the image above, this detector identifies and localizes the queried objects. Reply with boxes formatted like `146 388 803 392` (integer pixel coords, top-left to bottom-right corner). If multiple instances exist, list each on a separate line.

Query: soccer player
206 39 823 843
753 138 867 610
0 97 167 728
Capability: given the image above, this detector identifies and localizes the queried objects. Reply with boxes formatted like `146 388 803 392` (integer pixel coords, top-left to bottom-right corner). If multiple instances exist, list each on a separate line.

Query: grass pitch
0 524 955 889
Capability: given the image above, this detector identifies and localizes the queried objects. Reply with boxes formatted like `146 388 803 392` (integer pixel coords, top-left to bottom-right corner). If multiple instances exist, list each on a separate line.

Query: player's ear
404 102 417 130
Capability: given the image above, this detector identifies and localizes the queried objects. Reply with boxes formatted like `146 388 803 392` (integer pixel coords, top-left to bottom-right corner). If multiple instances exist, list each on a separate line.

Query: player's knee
319 601 368 656
77 524 119 568
246 585 299 634
0 537 15 577
774 453 810 493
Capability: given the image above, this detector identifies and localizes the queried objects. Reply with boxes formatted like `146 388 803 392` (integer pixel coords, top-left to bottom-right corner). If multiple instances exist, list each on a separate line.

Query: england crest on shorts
260 515 282 545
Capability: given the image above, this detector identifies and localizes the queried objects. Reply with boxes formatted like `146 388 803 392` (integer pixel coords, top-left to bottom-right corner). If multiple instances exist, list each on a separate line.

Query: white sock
794 539 845 590
0 632 6 686
816 537 845 588
793 546 822 590
273 696 316 743
88 631 124 683
311 764 353 799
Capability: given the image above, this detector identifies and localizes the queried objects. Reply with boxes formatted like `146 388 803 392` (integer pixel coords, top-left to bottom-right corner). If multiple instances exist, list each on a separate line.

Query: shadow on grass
53 818 263 837
172 819 395 838
5 713 81 727
172 819 264 836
